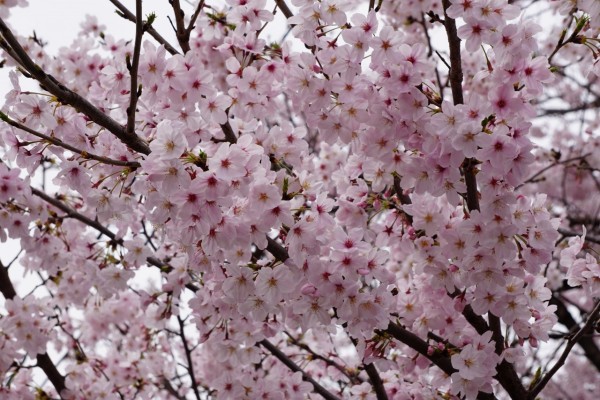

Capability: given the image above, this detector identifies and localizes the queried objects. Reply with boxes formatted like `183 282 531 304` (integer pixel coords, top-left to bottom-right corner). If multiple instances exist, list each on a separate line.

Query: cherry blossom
0 0 599 399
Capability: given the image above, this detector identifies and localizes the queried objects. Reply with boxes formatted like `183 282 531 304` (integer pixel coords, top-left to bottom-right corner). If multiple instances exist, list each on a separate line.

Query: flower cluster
0 0 599 399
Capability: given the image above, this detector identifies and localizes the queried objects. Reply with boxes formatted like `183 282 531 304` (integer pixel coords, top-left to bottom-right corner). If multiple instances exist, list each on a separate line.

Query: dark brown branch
259 339 341 400
528 300 600 399
461 300 527 399
440 0 479 212
549 296 600 372
185 1 205 37
31 188 118 240
108 0 180 55
558 228 600 245
176 316 202 400
285 331 363 384
29 184 199 293
170 0 191 53
0 262 67 398
363 363 388 400
385 322 454 375
441 0 463 106
220 122 237 143
0 111 140 168
126 0 143 136
275 0 294 20
0 17 150 155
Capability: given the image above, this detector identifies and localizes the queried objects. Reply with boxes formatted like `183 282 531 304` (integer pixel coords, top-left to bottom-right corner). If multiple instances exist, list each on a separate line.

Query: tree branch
0 111 140 168
363 363 388 400
549 296 600 372
169 0 191 53
259 339 341 400
528 300 600 399
0 17 151 155
385 322 454 375
126 0 144 136
275 0 294 20
0 261 67 398
176 316 202 400
108 0 180 55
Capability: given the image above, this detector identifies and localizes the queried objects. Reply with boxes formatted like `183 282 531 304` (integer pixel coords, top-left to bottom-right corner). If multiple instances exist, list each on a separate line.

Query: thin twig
108 0 180 55
177 316 202 400
0 112 140 168
558 228 600 245
284 331 363 384
528 300 600 399
516 153 591 190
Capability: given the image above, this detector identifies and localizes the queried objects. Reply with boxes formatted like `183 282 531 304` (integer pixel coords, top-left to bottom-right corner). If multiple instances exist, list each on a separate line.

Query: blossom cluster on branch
0 0 600 399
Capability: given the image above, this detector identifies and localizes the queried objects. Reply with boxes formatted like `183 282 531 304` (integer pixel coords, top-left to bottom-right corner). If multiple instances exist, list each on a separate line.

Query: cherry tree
0 0 599 398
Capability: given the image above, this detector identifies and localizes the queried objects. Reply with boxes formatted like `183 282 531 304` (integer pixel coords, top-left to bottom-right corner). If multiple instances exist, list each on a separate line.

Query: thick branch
440 0 480 212
275 0 294 19
363 363 388 400
259 339 341 400
0 17 150 155
0 262 67 397
126 0 143 136
385 322 454 375
170 0 191 53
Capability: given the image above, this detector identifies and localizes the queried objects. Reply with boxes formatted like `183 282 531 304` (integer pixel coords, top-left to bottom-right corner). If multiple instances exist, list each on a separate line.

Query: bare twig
284 331 363 384
516 153 590 190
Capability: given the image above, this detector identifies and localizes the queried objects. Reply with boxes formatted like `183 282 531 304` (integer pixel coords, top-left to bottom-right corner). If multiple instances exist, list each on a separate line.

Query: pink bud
301 284 317 296
373 199 381 211
529 337 538 348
